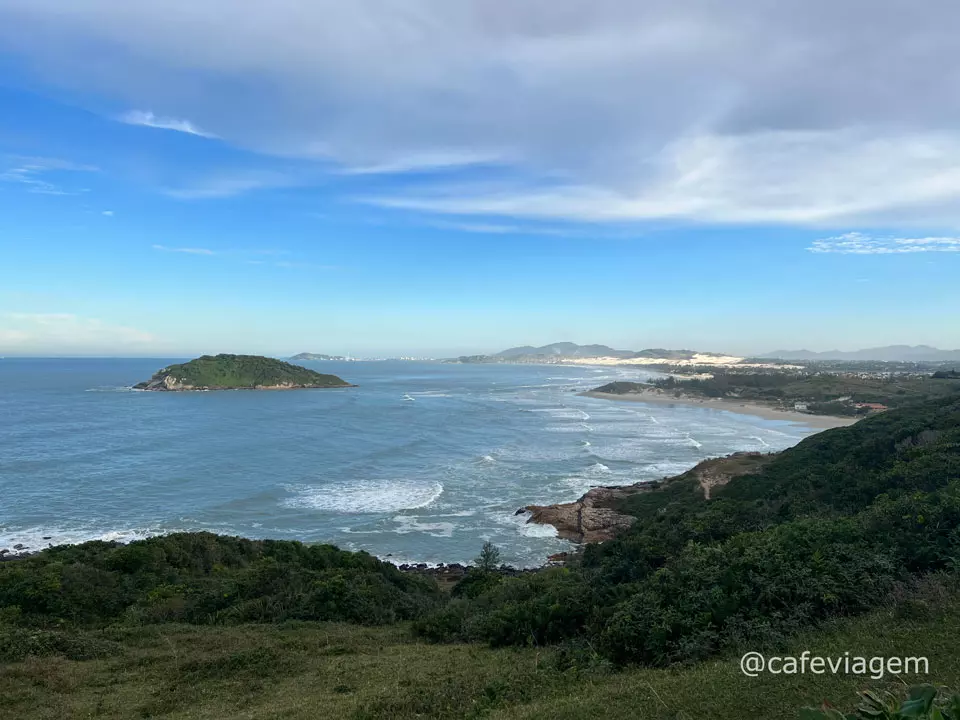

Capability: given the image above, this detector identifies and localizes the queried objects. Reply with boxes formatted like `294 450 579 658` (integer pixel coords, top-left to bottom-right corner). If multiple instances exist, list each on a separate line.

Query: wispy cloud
102 210 114 216
118 110 217 138
338 151 504 176
162 172 295 199
0 156 98 196
152 244 217 255
809 232 960 254
151 245 330 269
426 219 583 237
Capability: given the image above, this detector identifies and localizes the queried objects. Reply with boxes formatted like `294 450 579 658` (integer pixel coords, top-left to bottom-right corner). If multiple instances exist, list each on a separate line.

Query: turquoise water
1 358 819 566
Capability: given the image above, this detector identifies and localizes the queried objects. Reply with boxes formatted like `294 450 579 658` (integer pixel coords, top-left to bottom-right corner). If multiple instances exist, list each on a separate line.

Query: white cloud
152 244 216 255
3 2 960 224
118 110 217 138
0 312 155 353
102 210 114 216
162 172 294 199
1 156 98 196
365 130 960 224
808 232 960 254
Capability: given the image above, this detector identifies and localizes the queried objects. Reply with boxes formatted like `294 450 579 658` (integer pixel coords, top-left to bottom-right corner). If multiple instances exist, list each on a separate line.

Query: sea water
1 358 819 566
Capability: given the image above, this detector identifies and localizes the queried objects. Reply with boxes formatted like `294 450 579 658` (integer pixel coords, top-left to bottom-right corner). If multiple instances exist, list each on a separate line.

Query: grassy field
3 578 958 719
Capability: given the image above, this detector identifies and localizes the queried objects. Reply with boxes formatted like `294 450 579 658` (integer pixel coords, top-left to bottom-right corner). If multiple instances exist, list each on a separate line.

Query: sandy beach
580 390 858 429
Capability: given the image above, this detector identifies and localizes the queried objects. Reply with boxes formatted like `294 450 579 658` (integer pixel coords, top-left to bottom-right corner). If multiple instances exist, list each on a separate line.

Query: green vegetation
803 685 960 719
134 354 352 390
593 372 960 416
2 576 958 718
654 371 960 410
934 370 960 380
4 392 960 717
592 380 654 394
0 533 439 628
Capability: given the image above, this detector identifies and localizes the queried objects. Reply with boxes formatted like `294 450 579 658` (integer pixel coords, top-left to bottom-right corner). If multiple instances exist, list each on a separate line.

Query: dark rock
514 508 527 515
42 536 52 540
13 543 25 550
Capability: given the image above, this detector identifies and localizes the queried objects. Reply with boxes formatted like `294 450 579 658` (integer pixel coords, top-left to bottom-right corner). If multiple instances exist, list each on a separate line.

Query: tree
474 541 501 572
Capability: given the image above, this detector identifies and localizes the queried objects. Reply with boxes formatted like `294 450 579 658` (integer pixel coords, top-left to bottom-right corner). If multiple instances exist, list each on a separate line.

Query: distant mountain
495 342 636 359
289 352 346 361
761 345 960 362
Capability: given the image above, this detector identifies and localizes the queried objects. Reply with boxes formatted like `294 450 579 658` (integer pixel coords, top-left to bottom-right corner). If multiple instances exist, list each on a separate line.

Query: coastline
580 389 858 429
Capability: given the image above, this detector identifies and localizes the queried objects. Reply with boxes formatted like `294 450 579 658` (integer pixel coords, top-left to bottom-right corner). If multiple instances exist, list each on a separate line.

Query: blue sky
1 2 959 357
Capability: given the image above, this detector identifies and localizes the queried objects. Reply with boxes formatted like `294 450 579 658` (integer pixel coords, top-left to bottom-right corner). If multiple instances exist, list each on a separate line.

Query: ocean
1 358 820 566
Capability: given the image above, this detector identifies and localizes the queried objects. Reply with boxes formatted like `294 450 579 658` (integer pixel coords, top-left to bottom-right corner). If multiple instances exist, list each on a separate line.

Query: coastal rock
525 484 646 543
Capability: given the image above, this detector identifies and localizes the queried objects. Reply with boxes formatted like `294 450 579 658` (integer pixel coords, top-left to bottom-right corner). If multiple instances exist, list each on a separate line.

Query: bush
0 533 441 629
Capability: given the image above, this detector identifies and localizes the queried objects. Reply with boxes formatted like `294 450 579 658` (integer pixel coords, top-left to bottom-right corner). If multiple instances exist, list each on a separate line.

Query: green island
133 354 353 391
3 392 960 718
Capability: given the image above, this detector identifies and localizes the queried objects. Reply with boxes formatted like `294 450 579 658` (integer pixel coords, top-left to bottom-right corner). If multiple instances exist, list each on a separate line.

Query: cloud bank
2 1 960 225
0 313 155 353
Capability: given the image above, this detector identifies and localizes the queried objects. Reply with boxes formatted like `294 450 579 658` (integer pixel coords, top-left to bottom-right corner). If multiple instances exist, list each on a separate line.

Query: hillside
454 343 742 365
133 354 353 391
496 342 636 359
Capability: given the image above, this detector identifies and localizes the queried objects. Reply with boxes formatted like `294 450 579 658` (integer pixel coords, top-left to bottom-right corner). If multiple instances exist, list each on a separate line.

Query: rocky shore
522 451 774 543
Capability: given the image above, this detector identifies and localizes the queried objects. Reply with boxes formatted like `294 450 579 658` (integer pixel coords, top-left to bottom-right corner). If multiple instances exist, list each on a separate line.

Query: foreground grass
2 587 959 720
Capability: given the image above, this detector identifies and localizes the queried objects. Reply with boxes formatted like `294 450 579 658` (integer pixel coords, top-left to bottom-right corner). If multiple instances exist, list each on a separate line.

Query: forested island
3 391 960 717
133 354 353 391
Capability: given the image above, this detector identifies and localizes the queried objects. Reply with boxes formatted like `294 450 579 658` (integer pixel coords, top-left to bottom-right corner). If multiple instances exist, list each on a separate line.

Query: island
289 352 347 361
133 354 354 391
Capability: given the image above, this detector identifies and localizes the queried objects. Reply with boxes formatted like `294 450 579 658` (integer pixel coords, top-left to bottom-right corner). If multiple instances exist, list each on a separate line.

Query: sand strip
580 390 858 430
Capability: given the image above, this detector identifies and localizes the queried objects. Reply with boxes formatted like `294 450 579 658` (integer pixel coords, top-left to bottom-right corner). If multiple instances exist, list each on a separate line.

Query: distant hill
134 354 353 391
453 343 732 365
762 345 960 362
495 342 636 359
289 352 346 361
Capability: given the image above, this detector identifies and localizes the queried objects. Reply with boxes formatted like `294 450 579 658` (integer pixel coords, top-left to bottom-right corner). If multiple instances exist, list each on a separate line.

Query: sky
1 1 959 358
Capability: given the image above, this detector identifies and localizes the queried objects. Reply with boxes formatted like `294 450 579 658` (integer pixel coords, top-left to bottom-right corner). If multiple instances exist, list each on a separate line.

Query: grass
3 579 958 719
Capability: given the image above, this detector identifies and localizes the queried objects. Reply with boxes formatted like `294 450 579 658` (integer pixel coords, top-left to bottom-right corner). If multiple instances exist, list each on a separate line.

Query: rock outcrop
525 484 649 543
525 451 774 542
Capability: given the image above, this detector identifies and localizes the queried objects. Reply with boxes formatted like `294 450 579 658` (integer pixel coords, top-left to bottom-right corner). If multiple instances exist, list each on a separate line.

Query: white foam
0 525 177 555
391 516 455 538
521 522 559 538
588 462 611 474
282 480 444 514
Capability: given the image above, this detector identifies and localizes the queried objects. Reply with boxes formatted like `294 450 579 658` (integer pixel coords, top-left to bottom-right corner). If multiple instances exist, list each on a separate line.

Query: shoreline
580 390 858 429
